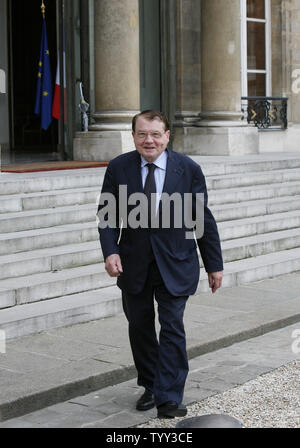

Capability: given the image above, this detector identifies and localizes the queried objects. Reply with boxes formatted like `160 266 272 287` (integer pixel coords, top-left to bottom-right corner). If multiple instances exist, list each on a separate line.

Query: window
241 0 271 96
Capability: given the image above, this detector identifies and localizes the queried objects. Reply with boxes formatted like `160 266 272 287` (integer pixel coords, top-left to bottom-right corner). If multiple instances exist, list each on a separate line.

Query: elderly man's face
133 116 170 163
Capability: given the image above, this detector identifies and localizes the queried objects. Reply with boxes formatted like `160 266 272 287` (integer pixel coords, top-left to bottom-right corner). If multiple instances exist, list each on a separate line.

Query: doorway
9 0 59 163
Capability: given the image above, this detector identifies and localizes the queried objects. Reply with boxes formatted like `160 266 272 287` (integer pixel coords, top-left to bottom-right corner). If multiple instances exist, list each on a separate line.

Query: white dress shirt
141 150 168 212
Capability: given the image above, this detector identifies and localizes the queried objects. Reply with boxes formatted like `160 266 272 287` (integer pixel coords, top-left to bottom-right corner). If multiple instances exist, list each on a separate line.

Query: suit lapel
123 151 143 193
163 149 184 194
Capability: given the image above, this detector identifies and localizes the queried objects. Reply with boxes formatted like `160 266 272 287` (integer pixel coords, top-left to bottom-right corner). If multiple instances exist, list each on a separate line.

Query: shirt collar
141 150 168 170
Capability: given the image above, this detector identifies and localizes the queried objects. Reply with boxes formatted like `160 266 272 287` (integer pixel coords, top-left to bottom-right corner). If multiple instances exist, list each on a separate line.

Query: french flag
52 28 66 120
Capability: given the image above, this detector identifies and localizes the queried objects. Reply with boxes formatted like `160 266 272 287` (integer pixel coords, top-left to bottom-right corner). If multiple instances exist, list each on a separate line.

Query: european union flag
34 18 53 130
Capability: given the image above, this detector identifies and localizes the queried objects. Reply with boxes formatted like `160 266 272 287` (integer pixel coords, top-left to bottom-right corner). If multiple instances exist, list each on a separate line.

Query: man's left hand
208 271 223 293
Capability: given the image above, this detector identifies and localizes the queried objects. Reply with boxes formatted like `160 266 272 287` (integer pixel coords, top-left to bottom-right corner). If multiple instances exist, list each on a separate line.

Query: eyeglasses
135 131 166 140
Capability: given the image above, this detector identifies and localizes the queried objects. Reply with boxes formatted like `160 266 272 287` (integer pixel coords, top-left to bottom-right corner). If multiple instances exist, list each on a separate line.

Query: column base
89 110 139 132
73 130 134 161
172 125 259 156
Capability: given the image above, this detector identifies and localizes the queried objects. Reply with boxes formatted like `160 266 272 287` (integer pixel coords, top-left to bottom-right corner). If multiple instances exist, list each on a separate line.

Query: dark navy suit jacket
98 149 223 297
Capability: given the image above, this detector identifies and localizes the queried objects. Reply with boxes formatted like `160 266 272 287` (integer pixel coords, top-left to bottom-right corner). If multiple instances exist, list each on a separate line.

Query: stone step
1 154 300 198
2 153 300 195
209 180 300 205
0 169 105 195
0 263 115 309
0 222 98 255
218 209 300 240
197 246 300 293
2 223 299 283
1 203 299 258
2 224 300 310
2 225 300 283
2 175 300 221
0 187 100 214
212 195 300 222
220 228 300 263
2 176 299 218
221 247 300 290
1 164 300 218
0 173 300 224
0 286 122 340
1 181 300 236
191 153 300 176
0 204 97 233
206 167 300 190
1 246 300 340
0 241 102 281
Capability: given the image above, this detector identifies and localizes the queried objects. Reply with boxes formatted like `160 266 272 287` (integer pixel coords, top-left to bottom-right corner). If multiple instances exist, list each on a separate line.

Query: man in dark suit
98 110 223 419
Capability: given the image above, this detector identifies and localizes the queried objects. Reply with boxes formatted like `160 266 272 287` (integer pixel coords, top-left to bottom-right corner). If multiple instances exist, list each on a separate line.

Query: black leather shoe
136 390 155 411
157 401 187 419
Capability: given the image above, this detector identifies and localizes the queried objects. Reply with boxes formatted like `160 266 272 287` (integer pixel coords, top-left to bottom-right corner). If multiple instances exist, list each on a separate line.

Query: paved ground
0 323 298 428
0 272 300 427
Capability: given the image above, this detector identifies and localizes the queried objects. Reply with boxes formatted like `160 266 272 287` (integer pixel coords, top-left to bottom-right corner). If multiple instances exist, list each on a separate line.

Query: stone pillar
74 0 140 161
197 0 258 155
264 0 300 153
174 0 202 126
173 0 258 155
200 0 241 123
172 0 202 151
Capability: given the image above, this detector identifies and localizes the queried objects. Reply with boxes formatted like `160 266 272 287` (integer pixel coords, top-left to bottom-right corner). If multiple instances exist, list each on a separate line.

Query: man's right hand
105 254 123 277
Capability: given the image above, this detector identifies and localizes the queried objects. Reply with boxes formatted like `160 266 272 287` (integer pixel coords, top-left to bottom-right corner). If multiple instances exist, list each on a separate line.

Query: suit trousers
121 260 189 407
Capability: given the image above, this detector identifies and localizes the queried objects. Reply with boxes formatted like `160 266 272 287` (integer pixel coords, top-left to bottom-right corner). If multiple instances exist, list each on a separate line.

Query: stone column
173 0 258 155
74 0 140 161
196 0 258 155
200 0 242 123
172 0 202 152
269 0 300 152
174 0 202 126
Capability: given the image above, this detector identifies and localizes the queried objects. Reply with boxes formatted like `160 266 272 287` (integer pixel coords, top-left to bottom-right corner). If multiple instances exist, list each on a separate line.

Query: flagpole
58 0 66 160
41 1 46 19
34 0 53 131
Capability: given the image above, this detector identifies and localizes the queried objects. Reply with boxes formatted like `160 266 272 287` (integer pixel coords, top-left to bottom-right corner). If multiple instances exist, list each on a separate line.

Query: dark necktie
144 163 156 226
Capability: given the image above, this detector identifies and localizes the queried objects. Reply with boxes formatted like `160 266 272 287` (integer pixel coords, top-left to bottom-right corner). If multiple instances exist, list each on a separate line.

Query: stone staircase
1 153 300 340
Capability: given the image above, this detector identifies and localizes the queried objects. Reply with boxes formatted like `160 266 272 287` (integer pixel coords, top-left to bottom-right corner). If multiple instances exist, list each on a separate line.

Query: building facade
1 0 300 166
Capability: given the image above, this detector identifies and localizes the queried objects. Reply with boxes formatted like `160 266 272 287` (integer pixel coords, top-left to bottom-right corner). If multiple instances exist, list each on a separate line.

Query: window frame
241 0 271 97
